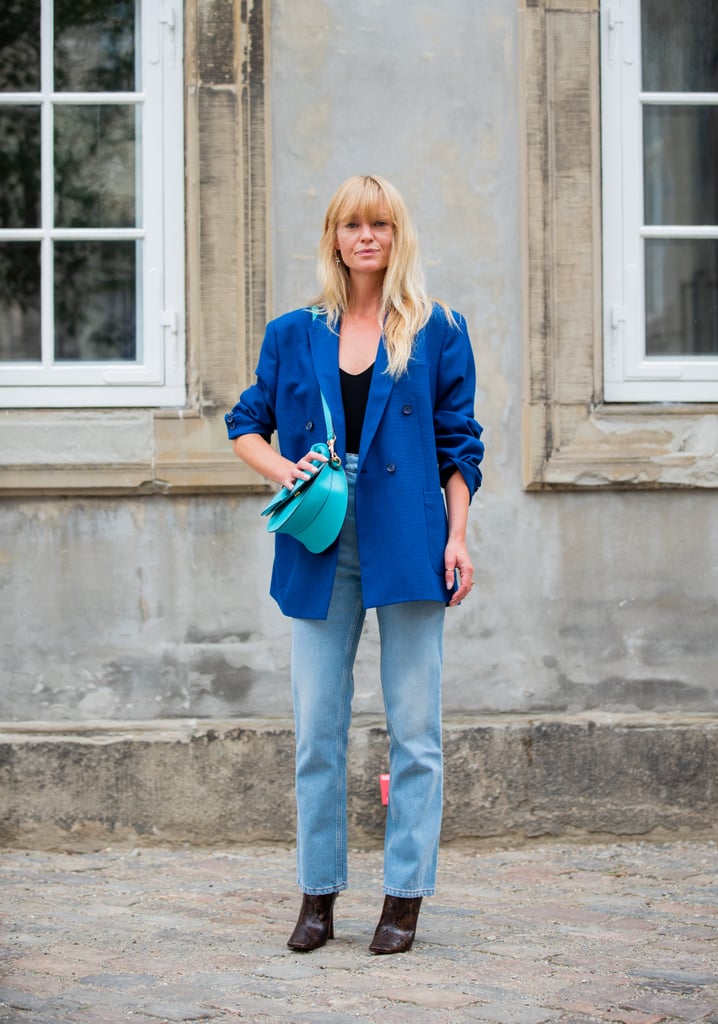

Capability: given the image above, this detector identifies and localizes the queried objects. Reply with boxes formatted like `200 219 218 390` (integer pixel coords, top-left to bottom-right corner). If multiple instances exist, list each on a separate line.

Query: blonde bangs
327 180 395 235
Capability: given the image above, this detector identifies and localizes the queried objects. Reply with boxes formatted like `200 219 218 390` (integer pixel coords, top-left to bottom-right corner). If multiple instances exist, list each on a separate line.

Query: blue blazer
225 304 484 619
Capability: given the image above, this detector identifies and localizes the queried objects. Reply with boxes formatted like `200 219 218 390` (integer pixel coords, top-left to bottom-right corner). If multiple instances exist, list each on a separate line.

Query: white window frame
0 0 185 409
601 0 718 403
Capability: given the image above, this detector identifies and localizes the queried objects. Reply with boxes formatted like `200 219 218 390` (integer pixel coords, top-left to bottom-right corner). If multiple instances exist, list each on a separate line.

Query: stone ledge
1 715 716 850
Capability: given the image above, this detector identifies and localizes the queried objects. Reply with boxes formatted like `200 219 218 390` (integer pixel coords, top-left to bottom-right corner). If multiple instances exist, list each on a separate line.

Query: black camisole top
340 363 374 455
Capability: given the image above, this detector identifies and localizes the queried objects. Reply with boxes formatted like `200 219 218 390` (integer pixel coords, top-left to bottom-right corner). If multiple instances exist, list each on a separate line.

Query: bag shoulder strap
320 391 341 466
320 391 334 443
308 306 339 461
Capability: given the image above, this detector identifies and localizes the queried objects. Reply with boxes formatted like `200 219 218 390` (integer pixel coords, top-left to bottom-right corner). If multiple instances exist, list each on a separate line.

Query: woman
225 175 484 954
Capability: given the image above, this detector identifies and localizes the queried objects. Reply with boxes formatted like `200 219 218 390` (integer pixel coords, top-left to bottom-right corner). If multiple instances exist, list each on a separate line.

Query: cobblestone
0 840 716 1023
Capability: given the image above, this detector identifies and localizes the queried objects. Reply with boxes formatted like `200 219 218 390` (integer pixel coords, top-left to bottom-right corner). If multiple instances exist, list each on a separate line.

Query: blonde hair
315 175 438 378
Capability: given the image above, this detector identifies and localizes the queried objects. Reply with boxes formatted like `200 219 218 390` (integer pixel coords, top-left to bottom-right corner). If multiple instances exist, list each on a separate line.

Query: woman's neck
345 271 384 320
339 273 384 374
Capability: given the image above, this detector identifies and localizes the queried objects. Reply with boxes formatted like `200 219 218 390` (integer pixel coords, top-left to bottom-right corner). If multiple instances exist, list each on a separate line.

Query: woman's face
334 208 393 276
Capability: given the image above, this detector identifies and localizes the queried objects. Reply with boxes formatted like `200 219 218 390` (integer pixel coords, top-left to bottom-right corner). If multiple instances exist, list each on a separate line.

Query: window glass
54 0 136 92
645 239 718 356
643 107 718 225
0 3 41 364
0 0 41 92
55 105 137 228
0 106 41 228
642 0 718 92
55 241 137 361
603 0 718 398
0 0 185 407
0 242 41 361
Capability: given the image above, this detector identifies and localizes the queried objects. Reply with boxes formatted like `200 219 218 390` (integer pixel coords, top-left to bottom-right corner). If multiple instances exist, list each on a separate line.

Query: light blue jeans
291 453 445 898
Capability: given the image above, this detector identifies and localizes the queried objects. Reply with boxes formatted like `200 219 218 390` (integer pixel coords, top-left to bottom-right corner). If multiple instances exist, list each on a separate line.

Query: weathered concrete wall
2 716 716 850
3 490 718 722
2 1 718 736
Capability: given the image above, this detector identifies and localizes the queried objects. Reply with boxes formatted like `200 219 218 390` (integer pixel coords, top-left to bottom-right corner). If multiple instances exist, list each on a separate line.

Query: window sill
0 408 269 496
525 401 718 489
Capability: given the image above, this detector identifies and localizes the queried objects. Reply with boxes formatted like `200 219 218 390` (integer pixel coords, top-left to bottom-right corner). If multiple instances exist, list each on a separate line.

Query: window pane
55 105 136 228
0 243 41 361
55 241 137 361
0 106 41 228
642 0 718 93
645 239 718 356
0 0 41 92
644 107 718 225
54 0 136 93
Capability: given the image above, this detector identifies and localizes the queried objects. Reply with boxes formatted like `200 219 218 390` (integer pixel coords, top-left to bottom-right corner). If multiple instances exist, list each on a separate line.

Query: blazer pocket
423 489 449 575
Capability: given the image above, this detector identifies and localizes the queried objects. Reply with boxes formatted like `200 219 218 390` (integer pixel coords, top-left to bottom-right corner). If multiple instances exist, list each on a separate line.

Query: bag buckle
327 434 341 468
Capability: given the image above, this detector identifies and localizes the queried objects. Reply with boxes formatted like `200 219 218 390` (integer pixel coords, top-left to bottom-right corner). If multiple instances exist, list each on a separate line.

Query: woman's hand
444 539 474 607
281 449 328 491
232 434 327 489
444 470 474 607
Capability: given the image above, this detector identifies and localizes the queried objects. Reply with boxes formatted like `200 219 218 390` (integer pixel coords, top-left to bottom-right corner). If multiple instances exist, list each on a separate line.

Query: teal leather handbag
260 392 348 553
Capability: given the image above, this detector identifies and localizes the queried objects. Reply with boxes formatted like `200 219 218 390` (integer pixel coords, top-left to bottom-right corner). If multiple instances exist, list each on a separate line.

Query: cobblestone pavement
1 839 716 1024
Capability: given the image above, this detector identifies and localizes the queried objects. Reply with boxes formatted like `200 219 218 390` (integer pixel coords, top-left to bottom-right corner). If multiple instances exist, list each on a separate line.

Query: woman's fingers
283 450 328 490
447 560 475 607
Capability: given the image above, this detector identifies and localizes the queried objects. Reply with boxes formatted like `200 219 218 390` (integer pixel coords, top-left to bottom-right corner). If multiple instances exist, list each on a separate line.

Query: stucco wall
2 0 717 726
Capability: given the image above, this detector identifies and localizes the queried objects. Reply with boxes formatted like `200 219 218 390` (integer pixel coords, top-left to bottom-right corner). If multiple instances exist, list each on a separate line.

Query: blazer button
224 412 235 426
386 462 396 473
305 420 314 431
402 404 413 415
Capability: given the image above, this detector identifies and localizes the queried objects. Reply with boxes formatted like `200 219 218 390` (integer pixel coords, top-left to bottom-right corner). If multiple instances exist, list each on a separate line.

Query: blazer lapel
358 337 393 465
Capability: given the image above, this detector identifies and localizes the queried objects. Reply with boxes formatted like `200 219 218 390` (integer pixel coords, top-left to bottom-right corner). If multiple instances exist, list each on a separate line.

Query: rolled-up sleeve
433 312 484 496
224 323 279 441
